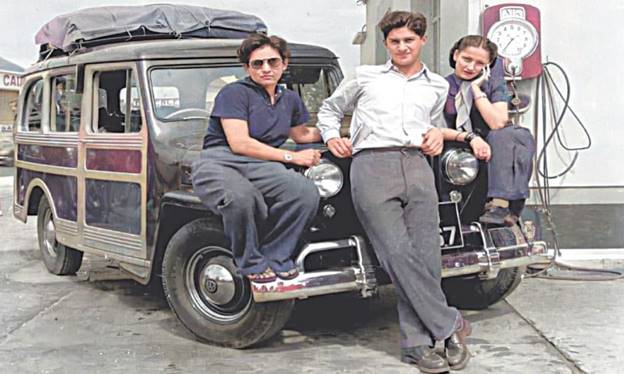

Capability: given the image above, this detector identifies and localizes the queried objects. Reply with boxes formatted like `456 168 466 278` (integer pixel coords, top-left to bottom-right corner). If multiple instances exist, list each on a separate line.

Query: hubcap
199 264 236 305
185 247 251 322
42 210 59 258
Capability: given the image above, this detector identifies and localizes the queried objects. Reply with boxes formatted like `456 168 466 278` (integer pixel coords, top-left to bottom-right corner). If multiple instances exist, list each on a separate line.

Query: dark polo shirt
203 77 310 148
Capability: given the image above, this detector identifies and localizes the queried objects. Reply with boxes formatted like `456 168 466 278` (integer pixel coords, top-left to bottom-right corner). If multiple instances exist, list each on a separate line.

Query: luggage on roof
35 4 267 59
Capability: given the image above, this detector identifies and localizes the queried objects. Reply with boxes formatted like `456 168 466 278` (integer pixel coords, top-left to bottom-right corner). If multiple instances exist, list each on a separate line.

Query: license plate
439 202 463 249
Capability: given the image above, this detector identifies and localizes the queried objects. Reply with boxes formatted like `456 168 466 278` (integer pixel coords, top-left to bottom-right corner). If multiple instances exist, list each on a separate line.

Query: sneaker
401 346 450 374
479 205 511 225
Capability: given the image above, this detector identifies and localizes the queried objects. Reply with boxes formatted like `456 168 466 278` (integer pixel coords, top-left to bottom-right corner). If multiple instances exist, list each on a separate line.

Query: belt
356 146 422 156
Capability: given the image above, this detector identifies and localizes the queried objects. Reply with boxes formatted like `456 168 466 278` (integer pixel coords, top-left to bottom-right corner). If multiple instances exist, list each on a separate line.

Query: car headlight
441 149 478 185
304 159 343 198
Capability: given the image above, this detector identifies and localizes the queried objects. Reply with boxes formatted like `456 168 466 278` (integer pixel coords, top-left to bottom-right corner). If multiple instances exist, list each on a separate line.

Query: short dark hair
237 33 291 65
448 35 498 68
377 11 427 39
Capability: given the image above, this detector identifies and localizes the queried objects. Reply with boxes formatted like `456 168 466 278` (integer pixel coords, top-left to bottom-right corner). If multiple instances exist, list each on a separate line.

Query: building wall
456 0 624 205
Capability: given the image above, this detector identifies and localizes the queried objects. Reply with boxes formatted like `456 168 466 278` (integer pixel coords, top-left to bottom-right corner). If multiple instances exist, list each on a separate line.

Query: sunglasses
249 57 283 69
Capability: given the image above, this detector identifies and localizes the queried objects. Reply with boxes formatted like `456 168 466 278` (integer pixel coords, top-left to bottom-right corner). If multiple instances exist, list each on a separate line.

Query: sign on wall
0 70 23 91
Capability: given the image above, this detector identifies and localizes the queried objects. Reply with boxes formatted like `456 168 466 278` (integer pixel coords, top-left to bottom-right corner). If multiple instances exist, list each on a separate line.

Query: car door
78 63 148 261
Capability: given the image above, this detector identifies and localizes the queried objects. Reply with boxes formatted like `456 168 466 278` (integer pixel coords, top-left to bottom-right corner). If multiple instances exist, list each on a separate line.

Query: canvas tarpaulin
35 4 268 52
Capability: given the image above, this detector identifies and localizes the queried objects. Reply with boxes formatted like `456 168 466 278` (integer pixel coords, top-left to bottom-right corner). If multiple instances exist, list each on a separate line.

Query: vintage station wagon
14 5 550 348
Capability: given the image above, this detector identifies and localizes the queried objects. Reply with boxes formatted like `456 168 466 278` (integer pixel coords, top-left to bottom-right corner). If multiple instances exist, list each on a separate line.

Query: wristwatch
283 152 293 162
464 132 478 143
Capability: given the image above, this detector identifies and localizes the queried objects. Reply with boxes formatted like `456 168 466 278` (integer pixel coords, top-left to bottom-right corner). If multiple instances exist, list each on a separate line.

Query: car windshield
150 65 335 151
151 66 245 121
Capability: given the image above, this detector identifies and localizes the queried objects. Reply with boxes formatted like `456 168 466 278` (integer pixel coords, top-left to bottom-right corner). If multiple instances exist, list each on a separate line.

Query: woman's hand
471 65 490 89
292 149 322 167
470 137 491 161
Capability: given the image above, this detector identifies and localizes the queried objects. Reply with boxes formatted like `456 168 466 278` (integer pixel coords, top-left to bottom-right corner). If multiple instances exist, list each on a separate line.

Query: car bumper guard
252 224 551 303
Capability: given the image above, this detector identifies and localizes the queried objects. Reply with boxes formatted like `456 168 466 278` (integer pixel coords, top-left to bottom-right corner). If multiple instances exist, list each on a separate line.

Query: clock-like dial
487 19 538 60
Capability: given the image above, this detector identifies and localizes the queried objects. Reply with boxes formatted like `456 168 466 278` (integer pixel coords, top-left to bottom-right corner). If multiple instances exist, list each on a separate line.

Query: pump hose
524 61 623 281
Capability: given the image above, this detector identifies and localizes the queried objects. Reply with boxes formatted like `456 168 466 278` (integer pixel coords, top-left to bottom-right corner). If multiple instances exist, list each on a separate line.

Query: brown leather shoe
401 346 450 373
445 316 472 370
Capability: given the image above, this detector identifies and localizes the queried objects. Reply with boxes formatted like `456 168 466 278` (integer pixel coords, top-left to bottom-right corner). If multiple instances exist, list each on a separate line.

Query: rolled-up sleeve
316 77 360 143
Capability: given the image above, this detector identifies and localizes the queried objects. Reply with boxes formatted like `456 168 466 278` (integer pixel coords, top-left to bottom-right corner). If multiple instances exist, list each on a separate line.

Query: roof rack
35 4 267 61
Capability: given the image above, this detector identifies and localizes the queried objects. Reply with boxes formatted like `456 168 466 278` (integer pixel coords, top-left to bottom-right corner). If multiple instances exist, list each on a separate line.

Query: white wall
473 0 624 203
0 1 365 76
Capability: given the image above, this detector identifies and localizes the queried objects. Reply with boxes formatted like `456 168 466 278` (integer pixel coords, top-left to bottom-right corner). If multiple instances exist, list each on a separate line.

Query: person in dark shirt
441 35 536 225
192 33 322 283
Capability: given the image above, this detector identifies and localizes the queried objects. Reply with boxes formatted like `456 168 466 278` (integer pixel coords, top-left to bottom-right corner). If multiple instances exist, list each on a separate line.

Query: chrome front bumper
252 224 551 303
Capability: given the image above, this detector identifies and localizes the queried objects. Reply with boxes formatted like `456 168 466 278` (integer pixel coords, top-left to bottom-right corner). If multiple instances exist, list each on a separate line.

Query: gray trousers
487 125 536 200
351 148 459 347
191 146 320 275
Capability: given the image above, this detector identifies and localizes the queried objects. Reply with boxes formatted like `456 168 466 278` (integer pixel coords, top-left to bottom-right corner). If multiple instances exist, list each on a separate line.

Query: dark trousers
487 125 536 201
191 146 320 275
351 148 459 347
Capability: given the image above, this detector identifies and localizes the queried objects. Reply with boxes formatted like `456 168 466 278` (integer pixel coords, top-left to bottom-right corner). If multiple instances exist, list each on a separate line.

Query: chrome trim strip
56 219 78 234
15 135 80 146
81 246 150 267
82 137 143 148
83 227 143 254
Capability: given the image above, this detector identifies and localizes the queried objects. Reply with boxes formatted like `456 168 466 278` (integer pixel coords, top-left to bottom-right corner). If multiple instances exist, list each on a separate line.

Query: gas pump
481 4 621 280
483 4 541 123
482 3 559 264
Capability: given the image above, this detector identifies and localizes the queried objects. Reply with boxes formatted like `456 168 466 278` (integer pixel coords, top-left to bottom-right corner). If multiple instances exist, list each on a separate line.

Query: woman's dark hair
448 35 498 68
237 33 291 65
378 11 427 39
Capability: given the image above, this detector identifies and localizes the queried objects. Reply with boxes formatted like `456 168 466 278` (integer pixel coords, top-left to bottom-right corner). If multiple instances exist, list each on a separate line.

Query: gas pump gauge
488 19 538 60
483 4 542 79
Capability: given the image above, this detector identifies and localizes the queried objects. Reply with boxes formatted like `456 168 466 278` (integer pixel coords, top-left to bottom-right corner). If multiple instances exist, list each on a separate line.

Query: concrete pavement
1 168 622 373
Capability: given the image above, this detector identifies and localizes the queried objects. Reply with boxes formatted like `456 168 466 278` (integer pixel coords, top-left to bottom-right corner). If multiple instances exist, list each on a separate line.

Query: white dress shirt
317 60 449 154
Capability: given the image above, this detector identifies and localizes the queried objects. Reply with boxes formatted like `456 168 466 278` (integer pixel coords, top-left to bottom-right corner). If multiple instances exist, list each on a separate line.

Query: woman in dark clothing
192 34 322 283
441 35 536 225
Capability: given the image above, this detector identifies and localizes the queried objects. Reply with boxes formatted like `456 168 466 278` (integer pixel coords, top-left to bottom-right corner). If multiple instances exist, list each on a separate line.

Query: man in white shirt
317 11 472 373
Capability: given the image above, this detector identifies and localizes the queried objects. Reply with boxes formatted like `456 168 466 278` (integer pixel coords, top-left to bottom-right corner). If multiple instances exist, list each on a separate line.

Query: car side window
92 69 142 133
50 74 81 132
21 79 44 132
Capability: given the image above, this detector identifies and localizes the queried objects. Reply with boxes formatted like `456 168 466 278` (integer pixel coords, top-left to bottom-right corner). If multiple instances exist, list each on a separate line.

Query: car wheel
36 197 83 275
442 267 525 310
162 218 294 348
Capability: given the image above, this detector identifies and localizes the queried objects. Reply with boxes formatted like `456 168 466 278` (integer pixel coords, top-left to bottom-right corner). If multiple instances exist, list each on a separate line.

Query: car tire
162 218 294 348
36 197 83 275
441 266 525 310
